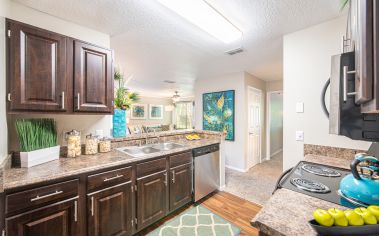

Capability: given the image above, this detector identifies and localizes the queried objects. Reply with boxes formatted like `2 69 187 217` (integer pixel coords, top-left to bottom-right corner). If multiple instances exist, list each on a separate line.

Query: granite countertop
3 138 220 191
251 154 352 236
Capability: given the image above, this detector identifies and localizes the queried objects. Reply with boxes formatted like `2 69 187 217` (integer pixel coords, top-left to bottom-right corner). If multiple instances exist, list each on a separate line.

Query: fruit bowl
309 220 379 236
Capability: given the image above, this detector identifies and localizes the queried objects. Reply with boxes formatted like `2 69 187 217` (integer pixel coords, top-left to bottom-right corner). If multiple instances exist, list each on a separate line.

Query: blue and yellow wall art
203 90 235 141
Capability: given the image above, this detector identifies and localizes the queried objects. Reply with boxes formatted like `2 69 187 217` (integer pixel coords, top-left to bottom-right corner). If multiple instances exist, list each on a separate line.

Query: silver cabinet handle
91 196 94 216
7 93 11 102
61 91 65 109
74 200 78 222
163 173 168 186
172 170 175 184
103 174 123 182
77 93 80 110
30 190 63 202
343 66 357 101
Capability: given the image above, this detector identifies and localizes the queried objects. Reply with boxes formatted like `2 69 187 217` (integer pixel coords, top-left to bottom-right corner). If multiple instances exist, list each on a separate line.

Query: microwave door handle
321 78 330 118
343 66 357 101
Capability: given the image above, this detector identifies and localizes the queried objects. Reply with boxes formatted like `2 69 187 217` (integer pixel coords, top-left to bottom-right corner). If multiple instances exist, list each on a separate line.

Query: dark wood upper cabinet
74 40 113 113
87 182 132 236
136 171 167 231
7 20 68 112
6 198 79 236
6 19 114 114
169 163 193 212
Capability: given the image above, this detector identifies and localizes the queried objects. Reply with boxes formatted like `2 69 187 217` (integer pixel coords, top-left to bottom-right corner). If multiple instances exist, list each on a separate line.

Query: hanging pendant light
172 91 180 103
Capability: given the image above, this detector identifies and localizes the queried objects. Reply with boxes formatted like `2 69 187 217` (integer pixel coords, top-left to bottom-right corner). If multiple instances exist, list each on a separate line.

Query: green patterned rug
147 205 241 236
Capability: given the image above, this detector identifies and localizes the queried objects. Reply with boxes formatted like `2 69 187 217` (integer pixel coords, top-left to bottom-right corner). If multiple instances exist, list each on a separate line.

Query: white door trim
247 86 263 169
266 90 283 161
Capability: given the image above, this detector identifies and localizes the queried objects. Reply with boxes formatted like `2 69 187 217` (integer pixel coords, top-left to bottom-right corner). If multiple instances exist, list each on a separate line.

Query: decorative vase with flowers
113 68 139 137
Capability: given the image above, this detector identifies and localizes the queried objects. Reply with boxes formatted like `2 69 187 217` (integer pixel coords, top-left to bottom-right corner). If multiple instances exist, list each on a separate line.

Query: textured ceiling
14 0 343 97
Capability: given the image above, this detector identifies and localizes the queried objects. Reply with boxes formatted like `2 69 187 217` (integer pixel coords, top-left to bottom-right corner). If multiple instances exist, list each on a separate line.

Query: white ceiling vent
225 47 244 55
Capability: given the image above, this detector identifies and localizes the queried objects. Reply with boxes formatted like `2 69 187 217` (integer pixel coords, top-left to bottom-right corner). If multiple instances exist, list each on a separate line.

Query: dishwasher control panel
193 144 219 157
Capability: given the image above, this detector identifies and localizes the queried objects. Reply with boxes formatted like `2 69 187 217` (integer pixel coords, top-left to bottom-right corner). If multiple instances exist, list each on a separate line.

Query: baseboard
225 165 249 172
270 148 283 157
218 185 226 191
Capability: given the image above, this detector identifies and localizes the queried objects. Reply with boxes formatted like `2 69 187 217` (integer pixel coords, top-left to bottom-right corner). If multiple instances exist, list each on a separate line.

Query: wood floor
138 191 262 235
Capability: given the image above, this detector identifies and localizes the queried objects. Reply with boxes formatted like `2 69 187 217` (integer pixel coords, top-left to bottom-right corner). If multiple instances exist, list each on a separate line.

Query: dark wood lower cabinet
5 198 79 236
169 163 193 212
87 182 132 236
136 171 167 231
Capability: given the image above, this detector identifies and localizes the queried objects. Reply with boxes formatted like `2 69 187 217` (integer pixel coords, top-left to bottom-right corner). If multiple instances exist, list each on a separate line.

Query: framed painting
203 90 235 141
130 104 147 119
149 105 163 119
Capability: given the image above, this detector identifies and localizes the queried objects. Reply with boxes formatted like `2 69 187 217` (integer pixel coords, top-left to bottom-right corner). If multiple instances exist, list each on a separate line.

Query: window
174 102 194 129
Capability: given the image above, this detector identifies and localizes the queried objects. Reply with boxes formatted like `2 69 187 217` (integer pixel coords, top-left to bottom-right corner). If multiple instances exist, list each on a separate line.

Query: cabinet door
6 198 79 236
169 163 193 212
7 20 67 112
87 182 132 236
136 171 167 231
74 40 113 113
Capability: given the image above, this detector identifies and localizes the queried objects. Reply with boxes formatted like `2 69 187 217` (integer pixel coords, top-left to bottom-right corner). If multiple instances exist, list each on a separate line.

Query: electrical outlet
296 131 304 141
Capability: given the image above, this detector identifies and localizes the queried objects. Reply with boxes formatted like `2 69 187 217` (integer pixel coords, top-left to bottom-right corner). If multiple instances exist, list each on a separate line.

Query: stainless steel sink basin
152 142 184 151
116 142 185 157
116 146 160 157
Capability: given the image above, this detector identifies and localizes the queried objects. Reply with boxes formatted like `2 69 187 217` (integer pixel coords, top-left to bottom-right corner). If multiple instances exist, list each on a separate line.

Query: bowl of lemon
309 206 379 236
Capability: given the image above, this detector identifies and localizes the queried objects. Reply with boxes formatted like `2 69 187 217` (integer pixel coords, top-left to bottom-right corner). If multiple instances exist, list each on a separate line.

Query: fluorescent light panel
157 0 242 43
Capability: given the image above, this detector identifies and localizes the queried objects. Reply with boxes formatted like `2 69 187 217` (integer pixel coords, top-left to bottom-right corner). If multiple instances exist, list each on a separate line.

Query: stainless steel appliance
193 144 220 202
274 161 362 208
322 51 379 141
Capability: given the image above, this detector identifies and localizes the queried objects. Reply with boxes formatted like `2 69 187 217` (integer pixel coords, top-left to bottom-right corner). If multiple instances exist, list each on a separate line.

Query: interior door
248 88 262 168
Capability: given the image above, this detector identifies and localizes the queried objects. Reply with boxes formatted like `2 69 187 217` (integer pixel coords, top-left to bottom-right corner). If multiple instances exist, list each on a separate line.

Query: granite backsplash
304 144 367 161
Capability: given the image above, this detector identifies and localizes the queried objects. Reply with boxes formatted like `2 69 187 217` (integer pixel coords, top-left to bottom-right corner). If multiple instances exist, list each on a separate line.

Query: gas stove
275 161 356 207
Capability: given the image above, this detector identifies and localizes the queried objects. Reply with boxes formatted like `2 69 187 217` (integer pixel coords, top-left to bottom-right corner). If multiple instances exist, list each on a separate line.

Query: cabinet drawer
169 152 192 168
87 166 132 192
6 179 79 215
136 158 166 178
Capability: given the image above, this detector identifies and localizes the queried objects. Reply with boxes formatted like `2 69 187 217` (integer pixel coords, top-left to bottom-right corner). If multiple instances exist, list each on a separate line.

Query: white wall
1 1 113 152
283 16 372 170
269 92 283 154
195 72 247 171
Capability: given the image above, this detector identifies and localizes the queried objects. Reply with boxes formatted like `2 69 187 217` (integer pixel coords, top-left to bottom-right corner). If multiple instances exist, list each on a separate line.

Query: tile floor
225 152 283 206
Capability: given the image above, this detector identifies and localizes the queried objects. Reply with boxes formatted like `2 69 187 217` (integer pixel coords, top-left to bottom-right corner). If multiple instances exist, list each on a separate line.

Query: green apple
328 208 348 226
344 210 364 226
313 209 334 227
354 207 378 225
367 205 379 221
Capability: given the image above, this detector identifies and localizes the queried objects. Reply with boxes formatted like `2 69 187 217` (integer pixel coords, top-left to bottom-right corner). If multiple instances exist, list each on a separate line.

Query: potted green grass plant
113 68 139 137
15 118 60 168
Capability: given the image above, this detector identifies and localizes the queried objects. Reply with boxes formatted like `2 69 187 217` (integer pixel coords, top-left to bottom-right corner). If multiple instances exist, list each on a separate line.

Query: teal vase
113 109 127 137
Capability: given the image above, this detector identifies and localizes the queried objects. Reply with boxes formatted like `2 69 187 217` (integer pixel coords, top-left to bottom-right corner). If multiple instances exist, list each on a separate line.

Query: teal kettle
339 153 379 206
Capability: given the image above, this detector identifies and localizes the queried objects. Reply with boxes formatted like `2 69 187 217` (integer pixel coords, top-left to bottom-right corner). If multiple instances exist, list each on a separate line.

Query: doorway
247 87 263 169
266 91 283 160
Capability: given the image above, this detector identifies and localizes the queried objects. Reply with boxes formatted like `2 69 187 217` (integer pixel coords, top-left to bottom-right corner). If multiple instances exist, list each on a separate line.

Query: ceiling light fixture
172 91 181 103
157 0 242 43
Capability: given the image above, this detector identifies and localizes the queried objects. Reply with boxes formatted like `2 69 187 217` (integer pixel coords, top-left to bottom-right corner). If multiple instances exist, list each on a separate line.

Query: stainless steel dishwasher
193 144 220 202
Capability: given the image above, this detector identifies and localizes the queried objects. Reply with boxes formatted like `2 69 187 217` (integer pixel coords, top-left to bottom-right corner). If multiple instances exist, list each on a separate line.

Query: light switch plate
296 131 304 141
296 102 304 113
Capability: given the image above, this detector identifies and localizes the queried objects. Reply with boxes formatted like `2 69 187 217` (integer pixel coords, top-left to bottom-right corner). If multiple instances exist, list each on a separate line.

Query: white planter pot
20 145 60 168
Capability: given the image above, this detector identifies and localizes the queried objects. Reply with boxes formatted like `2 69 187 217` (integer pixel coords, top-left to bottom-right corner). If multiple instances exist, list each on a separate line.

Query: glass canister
65 130 81 158
85 134 99 155
99 137 111 153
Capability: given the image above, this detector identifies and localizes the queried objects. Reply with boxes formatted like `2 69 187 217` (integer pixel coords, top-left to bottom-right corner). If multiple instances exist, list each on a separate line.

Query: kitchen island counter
251 154 352 236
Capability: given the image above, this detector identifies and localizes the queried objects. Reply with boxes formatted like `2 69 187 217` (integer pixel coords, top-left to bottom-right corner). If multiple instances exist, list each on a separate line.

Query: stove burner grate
290 178 331 193
301 164 341 177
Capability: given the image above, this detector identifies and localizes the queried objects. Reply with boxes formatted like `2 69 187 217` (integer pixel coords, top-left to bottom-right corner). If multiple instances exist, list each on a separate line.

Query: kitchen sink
152 142 184 151
116 146 161 157
116 142 185 157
